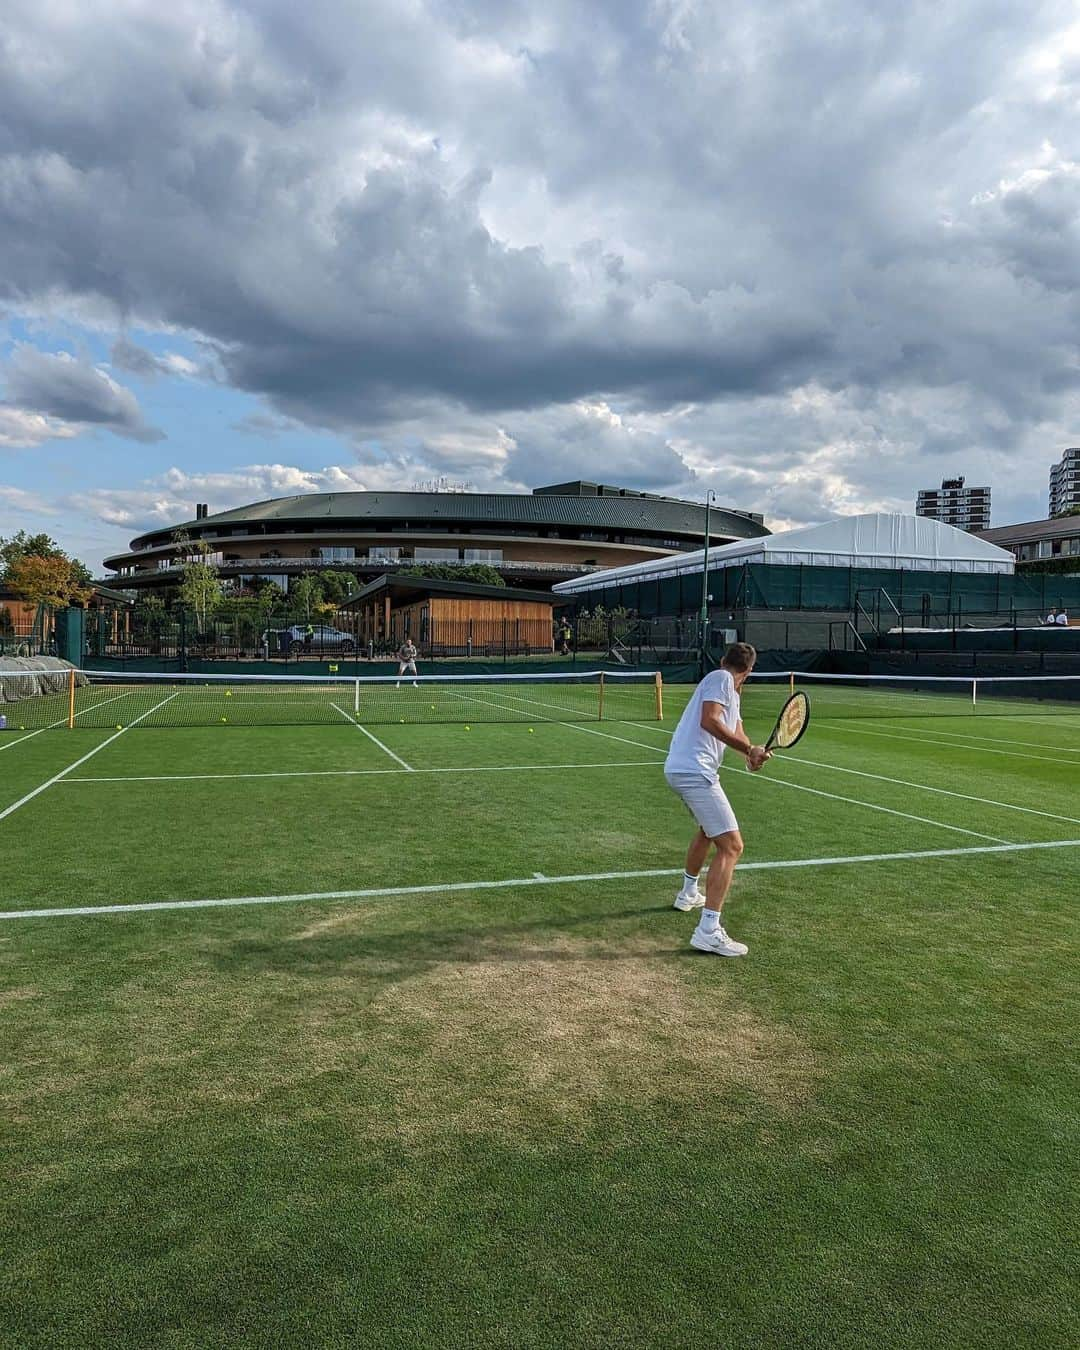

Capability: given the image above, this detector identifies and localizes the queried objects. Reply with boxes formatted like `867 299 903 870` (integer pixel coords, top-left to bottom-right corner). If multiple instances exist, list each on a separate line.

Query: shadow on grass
209 901 684 985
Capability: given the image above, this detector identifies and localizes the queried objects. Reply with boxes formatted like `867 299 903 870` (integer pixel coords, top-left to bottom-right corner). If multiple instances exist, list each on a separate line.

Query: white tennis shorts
665 771 739 839
398 660 417 673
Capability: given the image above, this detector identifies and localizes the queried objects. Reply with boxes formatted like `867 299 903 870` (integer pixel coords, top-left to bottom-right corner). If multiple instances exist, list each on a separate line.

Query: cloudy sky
2 0 1079 572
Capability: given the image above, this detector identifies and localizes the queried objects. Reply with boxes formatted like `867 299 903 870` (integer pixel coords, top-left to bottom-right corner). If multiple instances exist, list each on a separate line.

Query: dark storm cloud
1 0 1079 526
3 347 164 442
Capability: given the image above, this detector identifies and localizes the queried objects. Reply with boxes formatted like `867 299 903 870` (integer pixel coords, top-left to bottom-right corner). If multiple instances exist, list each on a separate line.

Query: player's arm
700 702 768 768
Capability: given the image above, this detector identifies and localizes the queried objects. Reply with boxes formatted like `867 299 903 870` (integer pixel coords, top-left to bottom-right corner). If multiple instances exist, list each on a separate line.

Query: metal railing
104 557 612 583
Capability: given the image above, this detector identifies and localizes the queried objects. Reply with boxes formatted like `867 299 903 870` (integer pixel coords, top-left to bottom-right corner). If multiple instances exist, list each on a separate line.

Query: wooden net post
598 672 605 721
654 671 664 721
68 667 77 729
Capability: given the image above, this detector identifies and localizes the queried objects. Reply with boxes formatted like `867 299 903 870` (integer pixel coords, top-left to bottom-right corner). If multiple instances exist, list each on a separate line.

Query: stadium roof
552 513 1017 593
130 488 769 548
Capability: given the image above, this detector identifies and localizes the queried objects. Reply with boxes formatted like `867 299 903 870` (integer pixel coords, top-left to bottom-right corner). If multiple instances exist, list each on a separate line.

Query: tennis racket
764 691 811 752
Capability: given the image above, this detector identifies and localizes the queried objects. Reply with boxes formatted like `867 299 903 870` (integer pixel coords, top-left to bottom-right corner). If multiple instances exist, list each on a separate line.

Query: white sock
683 871 700 893
699 909 720 935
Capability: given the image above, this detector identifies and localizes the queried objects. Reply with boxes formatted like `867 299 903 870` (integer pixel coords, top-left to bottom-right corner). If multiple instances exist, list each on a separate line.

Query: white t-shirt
1056 613 1069 625
664 668 742 783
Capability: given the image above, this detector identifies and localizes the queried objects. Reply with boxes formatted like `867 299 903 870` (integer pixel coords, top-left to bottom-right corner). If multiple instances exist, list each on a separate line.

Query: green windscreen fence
570 563 1080 619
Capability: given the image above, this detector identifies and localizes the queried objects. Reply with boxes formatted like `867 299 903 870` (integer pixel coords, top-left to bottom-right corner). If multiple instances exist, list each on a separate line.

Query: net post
654 671 664 721
354 677 360 714
598 671 605 721
68 667 76 729
789 671 795 696
972 679 977 709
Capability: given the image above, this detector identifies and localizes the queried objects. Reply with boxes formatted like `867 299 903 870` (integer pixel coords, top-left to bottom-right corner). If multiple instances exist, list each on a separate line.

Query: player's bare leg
673 828 711 910
691 830 748 956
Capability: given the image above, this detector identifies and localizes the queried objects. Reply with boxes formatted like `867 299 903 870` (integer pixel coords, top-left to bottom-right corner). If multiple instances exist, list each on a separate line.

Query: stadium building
102 481 768 594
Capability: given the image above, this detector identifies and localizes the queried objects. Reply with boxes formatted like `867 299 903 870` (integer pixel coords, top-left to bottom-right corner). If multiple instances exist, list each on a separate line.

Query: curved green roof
129 488 768 550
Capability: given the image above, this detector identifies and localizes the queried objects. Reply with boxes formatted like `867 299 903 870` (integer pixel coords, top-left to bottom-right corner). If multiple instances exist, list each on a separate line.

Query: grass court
1 676 1078 1348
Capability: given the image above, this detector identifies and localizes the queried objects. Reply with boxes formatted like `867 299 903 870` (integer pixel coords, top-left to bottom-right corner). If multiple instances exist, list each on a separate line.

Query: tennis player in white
665 642 769 956
395 638 419 688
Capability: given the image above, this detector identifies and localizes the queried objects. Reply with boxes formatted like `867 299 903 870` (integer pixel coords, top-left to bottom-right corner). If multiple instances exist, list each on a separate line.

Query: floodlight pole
699 490 716 678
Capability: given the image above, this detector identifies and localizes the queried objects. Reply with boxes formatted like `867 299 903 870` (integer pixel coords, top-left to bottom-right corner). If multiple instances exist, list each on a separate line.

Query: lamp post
699 490 716 677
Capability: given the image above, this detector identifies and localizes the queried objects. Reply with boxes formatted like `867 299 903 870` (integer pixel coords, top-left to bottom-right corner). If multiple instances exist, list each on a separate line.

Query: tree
174 534 222 634
6 554 93 609
398 563 505 587
1054 505 1080 518
318 569 357 606
0 531 93 586
290 575 321 621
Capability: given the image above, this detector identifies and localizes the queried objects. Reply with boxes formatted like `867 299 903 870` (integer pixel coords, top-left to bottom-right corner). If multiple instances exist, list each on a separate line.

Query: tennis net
0 668 664 730
744 670 1080 719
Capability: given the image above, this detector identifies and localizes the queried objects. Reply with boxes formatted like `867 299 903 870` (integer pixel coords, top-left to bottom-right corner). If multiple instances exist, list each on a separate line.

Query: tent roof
552 513 1016 594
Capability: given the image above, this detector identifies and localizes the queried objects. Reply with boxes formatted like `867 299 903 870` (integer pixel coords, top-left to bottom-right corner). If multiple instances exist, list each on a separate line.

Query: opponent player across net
664 642 770 957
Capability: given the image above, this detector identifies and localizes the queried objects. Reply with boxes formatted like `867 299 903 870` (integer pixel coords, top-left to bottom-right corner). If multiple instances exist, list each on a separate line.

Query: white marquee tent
553 513 1015 595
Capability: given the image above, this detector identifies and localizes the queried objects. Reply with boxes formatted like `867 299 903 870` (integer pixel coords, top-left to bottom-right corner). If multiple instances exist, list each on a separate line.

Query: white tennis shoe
690 924 748 957
673 888 706 911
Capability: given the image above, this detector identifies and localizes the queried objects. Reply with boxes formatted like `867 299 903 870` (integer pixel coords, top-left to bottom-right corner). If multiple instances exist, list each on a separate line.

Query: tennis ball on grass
221 717 228 723
464 725 471 731
116 725 122 730
224 690 232 697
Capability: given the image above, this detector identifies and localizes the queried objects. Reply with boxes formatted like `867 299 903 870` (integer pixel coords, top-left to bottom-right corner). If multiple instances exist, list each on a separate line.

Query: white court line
60 760 663 784
825 722 1066 765
782 755 1080 828
600 720 1080 828
330 702 414 771
563 722 1010 844
894 724 1080 753
0 688 136 751
0 692 180 824
3 838 1078 921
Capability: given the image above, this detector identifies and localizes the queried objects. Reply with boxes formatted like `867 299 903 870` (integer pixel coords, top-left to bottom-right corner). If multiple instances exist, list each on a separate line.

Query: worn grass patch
365 931 815 1139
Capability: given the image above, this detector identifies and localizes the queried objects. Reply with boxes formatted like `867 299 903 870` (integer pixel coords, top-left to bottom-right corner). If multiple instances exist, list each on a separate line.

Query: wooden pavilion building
344 575 556 657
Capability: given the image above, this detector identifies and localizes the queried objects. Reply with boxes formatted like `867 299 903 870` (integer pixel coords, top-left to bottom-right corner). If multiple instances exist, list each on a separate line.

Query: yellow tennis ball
464 725 471 731
221 717 228 723
224 690 232 697
528 727 534 733
399 718 405 723
116 725 122 730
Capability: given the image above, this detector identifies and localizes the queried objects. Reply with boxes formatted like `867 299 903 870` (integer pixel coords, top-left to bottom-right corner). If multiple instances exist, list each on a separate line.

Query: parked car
277 623 356 655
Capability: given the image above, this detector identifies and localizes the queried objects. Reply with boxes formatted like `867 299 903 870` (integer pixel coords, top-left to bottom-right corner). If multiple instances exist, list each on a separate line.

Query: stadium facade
102 481 768 594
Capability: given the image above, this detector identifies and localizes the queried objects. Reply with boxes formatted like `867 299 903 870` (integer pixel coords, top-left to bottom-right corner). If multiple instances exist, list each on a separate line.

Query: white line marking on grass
894 725 1080 753
825 723 1065 765
0 689 137 750
0 727 48 750
781 755 1080 828
0 692 180 823
61 760 662 784
745 771 1011 843
330 702 414 770
566 723 671 754
563 721 1010 843
4 838 1078 920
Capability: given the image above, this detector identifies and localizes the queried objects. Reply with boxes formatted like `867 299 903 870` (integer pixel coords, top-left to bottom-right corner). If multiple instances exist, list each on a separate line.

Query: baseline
3 838 1078 921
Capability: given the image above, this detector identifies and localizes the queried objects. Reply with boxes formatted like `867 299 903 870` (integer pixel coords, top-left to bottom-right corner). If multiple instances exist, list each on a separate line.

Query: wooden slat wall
386 596 554 653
